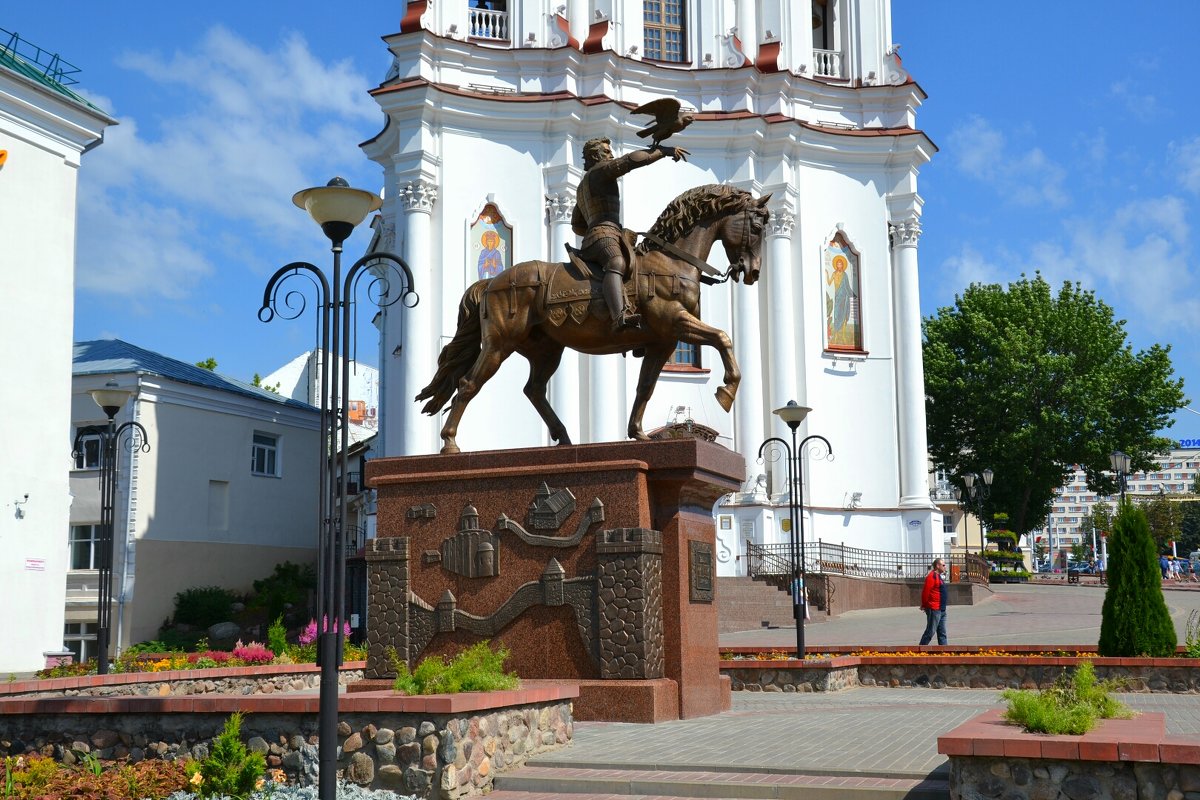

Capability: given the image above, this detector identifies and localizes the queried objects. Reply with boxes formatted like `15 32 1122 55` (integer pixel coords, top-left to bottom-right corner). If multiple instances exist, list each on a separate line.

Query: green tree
1079 502 1114 544
924 274 1184 536
1142 493 1183 551
251 373 281 394
1070 540 1090 563
1179 501 1200 555
1098 500 1176 656
195 357 218 370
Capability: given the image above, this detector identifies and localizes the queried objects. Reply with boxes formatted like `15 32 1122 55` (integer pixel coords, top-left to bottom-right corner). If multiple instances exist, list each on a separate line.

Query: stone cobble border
0 662 367 698
0 683 577 799
719 648 1200 693
939 710 1200 800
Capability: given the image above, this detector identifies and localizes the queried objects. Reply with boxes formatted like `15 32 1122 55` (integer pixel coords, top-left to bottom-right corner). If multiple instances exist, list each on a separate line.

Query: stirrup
612 312 642 332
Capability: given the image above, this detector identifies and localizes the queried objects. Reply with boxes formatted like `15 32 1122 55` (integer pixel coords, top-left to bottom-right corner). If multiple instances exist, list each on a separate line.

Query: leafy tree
1192 472 1200 495
924 275 1184 536
1071 540 1091 563
251 373 281 394
1098 500 1176 657
195 357 218 370
1142 493 1183 551
1079 502 1114 544
1179 501 1200 555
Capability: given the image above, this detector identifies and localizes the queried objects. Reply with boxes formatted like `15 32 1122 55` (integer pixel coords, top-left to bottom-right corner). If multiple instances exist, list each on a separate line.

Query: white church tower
364 0 939 559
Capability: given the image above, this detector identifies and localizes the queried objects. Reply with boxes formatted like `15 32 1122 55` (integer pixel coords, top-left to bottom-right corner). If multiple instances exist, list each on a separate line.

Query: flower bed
718 646 1200 693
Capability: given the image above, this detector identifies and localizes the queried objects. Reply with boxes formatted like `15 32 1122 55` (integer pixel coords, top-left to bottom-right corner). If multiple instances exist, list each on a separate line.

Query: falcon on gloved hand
631 98 694 146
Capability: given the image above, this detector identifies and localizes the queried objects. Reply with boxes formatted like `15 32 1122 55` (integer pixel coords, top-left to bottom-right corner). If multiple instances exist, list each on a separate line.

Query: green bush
267 616 289 658
153 626 205 652
986 530 1018 544
989 569 1030 582
1001 661 1130 734
390 641 519 695
1098 500 1177 657
184 712 266 798
249 561 316 622
1186 611 1200 658
172 586 239 628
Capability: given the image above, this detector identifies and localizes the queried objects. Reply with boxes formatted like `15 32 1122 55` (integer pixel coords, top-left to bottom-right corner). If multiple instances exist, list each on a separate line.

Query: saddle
546 229 640 328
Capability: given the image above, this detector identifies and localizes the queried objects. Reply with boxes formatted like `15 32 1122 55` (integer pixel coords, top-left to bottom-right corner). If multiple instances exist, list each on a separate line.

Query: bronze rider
572 137 689 330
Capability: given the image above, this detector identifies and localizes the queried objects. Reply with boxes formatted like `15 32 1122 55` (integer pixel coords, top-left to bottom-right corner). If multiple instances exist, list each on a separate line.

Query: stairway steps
491 765 949 800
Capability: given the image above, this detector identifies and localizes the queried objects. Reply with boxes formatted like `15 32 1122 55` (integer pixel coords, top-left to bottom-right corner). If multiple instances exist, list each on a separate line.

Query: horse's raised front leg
520 341 573 446
673 311 741 412
439 342 512 454
628 343 676 440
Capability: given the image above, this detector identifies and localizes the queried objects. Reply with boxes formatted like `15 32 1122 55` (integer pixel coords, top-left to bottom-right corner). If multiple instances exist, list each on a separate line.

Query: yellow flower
190 771 203 786
270 768 287 784
255 777 266 790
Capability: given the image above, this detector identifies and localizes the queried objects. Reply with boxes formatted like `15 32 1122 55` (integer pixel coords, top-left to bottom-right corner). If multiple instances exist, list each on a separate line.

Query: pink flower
231 641 274 665
298 617 352 646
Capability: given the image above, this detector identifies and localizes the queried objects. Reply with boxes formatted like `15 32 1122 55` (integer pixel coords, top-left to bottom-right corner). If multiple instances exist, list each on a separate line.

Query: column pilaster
765 200 803 453
399 177 438 456
546 190 582 445
889 217 934 510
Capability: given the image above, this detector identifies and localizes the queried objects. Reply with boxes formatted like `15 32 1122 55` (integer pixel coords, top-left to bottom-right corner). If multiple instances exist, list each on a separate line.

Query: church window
811 0 842 77
666 340 700 369
822 231 863 352
644 0 686 63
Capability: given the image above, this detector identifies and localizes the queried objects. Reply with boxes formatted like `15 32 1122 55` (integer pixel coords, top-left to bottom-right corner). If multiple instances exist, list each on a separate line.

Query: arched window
644 0 686 63
822 230 863 351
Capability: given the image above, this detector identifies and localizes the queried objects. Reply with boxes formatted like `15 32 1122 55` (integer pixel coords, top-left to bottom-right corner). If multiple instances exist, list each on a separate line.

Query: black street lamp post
1110 451 1131 503
759 401 833 659
960 469 994 554
260 177 416 800
72 381 150 674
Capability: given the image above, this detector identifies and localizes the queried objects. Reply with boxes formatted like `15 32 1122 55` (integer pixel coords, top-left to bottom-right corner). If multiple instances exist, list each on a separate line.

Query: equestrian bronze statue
418 114 769 454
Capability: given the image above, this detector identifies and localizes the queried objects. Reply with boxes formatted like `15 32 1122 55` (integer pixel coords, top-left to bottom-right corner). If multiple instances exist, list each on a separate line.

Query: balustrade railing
469 8 510 42
746 540 990 586
813 48 842 78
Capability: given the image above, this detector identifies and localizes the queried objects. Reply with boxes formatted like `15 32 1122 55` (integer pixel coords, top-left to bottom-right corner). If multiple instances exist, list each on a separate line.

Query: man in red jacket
919 558 948 645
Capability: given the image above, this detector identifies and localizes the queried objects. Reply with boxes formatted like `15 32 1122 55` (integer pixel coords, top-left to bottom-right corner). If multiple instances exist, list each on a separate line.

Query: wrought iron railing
0 28 80 85
746 540 990 586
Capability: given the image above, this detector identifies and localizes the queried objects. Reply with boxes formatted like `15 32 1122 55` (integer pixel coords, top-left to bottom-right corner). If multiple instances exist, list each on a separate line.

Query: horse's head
722 193 771 286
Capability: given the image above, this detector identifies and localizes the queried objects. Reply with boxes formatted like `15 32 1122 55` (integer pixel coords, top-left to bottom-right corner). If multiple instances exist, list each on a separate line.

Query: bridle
638 204 762 286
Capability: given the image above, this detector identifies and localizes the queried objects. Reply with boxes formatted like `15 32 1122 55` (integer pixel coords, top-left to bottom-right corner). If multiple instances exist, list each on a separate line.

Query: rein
636 206 755 286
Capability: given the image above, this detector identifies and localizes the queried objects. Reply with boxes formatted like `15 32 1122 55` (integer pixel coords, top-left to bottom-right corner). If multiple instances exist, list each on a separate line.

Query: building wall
68 373 320 653
0 57 113 671
368 0 938 553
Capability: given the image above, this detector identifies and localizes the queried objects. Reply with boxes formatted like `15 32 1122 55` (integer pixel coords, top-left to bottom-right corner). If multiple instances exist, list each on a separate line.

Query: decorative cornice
767 208 796 238
545 192 576 224
889 218 922 249
400 179 438 214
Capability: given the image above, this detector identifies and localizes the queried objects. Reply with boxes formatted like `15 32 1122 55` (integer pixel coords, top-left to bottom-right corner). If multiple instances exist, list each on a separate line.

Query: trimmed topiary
1098 500 1177 657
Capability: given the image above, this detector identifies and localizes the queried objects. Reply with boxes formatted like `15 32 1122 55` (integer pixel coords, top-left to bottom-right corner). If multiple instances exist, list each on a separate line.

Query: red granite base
347 679 393 694
719 673 732 711
572 678 680 723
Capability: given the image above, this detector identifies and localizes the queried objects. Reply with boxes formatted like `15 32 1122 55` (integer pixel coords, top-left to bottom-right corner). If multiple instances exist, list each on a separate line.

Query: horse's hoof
629 431 650 441
715 386 736 412
440 443 461 455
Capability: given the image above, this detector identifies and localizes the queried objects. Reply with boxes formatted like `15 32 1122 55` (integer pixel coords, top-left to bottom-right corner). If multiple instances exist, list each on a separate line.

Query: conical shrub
1098 500 1176 657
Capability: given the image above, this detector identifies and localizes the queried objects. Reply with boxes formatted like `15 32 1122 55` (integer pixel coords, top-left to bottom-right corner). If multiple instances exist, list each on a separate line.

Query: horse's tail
415 279 488 415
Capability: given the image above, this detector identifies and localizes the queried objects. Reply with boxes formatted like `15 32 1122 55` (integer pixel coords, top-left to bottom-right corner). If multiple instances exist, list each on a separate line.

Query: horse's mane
635 183 759 255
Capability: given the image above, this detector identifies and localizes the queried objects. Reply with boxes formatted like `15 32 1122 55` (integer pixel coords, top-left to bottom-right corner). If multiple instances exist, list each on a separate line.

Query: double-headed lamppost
72 382 150 674
260 177 416 800
960 469 994 554
758 401 833 659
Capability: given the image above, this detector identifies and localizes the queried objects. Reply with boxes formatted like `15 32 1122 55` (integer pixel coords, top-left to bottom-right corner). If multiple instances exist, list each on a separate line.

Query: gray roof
73 339 316 412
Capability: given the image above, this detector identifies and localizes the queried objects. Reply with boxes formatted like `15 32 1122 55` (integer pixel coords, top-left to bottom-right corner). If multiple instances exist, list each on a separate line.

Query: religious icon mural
822 231 862 350
470 202 513 279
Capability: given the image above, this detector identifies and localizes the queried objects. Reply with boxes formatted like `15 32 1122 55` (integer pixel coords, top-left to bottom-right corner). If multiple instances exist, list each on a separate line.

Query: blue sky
5 4 1200 435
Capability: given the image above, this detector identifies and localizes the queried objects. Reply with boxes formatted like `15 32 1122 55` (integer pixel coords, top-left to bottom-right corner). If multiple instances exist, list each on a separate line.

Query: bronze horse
417 184 770 454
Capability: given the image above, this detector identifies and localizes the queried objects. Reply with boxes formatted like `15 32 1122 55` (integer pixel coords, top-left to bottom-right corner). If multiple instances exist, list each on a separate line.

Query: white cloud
939 244 1004 293
1171 136 1200 194
76 26 382 299
1109 79 1161 118
1026 197 1199 330
947 115 1069 209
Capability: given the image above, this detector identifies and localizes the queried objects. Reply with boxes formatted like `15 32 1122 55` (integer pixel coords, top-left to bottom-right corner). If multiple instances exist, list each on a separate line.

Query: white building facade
67 340 321 659
0 34 115 672
365 0 940 567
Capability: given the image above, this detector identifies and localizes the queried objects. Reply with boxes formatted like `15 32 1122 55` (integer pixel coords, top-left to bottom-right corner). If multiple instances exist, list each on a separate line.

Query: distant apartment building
67 340 321 661
1042 441 1200 560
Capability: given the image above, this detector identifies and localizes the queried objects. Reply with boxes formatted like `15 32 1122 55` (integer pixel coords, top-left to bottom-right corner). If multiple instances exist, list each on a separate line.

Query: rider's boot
603 270 641 331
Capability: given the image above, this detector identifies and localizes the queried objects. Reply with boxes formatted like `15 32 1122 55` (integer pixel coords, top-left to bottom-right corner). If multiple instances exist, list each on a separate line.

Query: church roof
73 339 316 411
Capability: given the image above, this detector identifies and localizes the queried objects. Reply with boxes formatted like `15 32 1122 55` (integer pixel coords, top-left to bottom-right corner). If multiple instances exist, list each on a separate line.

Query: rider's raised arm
601 146 668 178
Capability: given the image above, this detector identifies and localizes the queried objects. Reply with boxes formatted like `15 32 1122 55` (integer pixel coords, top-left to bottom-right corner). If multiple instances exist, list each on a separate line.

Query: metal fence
746 540 990 586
